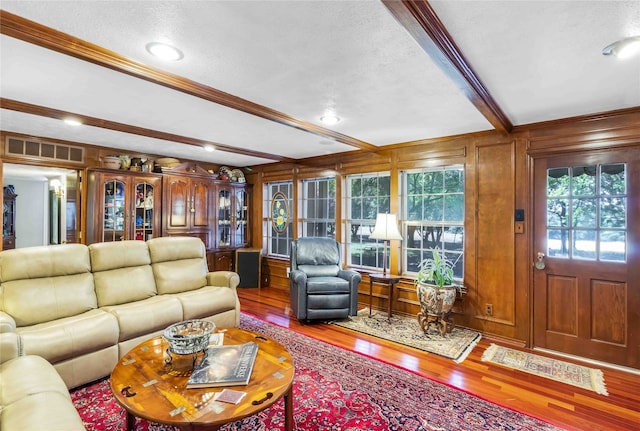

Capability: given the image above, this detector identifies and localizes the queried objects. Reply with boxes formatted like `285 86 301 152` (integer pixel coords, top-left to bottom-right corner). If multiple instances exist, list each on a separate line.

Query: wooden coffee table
110 328 295 431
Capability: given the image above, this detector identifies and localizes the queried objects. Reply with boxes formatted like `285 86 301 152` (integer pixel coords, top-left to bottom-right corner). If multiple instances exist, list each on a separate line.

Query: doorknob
534 252 546 270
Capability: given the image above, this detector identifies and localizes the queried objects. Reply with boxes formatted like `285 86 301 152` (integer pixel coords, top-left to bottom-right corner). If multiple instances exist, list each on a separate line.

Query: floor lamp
369 213 402 276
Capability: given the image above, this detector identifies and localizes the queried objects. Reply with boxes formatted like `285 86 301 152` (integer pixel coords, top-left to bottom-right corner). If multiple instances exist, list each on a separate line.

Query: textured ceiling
1 1 639 171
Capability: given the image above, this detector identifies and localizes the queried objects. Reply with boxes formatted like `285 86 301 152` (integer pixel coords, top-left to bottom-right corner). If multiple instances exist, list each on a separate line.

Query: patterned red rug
71 313 563 430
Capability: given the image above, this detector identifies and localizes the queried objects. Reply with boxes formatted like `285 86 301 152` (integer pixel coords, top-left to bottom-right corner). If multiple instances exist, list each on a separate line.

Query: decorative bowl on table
163 319 216 355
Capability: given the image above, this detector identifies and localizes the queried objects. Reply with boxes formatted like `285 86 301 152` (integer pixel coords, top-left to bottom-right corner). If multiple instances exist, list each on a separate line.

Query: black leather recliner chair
289 237 362 321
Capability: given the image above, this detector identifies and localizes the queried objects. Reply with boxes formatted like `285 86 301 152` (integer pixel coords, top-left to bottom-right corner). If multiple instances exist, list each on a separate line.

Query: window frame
301 176 336 239
263 181 294 258
401 165 465 280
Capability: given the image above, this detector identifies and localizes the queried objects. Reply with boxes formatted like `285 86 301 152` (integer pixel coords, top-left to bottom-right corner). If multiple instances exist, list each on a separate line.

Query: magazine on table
187 342 259 389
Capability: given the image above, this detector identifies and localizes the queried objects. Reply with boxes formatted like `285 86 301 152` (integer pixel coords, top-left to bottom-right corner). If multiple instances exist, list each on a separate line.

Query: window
264 181 293 257
546 164 626 262
345 172 391 269
302 177 336 238
402 166 464 279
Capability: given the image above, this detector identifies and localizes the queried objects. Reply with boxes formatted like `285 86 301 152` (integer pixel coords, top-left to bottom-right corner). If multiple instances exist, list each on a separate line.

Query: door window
546 164 626 262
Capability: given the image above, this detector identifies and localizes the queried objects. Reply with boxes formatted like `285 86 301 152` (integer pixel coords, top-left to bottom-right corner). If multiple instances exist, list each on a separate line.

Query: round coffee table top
110 327 294 429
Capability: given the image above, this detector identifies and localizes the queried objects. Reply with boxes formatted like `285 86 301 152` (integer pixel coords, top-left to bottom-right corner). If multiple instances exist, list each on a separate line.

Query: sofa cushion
0 355 71 405
89 241 157 306
101 295 183 342
1 391 86 431
0 355 85 431
298 264 340 277
0 244 96 326
294 237 340 266
172 286 239 320
148 237 208 294
18 309 119 364
306 276 350 294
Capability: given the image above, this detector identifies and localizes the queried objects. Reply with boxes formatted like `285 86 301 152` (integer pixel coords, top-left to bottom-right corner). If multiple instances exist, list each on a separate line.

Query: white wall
4 177 48 247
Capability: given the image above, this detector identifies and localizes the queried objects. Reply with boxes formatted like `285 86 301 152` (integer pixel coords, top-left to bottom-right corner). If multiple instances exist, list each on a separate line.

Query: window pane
407 172 423 195
444 226 464 251
445 170 464 193
548 229 569 257
600 164 625 195
424 195 443 221
600 230 625 262
407 196 422 220
547 199 569 227
571 166 596 196
600 197 626 228
572 198 596 228
573 230 596 260
548 168 570 196
444 194 464 222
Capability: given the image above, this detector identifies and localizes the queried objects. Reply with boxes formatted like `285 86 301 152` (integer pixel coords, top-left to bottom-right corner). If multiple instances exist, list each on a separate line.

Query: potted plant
415 248 461 336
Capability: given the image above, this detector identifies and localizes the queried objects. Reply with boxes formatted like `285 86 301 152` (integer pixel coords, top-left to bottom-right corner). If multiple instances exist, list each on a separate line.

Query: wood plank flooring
237 287 640 431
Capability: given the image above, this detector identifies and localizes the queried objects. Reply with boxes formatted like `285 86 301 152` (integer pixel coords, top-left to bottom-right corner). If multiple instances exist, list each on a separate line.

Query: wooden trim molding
381 0 513 134
0 10 377 153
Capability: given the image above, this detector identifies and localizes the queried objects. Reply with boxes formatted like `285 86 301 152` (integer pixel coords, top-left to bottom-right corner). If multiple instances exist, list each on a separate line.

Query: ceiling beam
0 10 378 153
382 0 513 134
0 98 296 163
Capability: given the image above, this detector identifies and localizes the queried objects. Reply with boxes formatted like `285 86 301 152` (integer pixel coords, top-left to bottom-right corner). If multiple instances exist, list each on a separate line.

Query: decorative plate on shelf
231 168 246 183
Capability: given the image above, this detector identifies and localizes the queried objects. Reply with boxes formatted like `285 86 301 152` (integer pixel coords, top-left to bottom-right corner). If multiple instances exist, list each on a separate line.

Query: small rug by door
71 314 562 430
332 308 481 363
481 343 608 395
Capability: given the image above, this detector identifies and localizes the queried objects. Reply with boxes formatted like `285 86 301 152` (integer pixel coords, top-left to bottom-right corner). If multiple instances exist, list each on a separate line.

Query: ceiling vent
5 137 84 163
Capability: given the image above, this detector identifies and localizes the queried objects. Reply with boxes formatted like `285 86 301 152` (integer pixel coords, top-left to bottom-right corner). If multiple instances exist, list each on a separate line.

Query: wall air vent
5 137 84 163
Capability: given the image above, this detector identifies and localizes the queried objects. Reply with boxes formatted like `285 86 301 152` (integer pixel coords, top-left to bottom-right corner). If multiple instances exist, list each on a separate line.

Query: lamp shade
369 213 402 241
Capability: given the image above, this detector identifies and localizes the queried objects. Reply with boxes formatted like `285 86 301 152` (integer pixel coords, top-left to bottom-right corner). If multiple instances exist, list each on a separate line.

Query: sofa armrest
206 271 240 290
0 311 17 333
0 332 22 364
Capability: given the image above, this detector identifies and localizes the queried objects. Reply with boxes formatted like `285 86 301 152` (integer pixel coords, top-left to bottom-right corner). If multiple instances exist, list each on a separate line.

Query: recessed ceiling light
320 114 340 126
203 144 215 152
146 42 184 61
602 36 640 59
63 118 82 126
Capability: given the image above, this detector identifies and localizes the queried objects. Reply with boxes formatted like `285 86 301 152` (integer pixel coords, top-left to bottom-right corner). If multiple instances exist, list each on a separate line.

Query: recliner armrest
338 269 362 284
206 271 240 290
290 269 308 289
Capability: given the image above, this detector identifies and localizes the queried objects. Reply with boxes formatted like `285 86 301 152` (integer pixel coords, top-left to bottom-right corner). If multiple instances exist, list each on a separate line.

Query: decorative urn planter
416 282 457 336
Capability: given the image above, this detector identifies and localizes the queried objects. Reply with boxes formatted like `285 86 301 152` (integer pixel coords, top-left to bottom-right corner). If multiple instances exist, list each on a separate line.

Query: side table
368 273 402 321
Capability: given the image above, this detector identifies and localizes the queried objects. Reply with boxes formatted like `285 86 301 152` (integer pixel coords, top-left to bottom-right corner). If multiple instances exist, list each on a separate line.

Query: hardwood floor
237 287 640 431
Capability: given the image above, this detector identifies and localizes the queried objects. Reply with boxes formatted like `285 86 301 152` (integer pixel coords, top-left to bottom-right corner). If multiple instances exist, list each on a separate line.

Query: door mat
481 343 608 395
332 308 481 363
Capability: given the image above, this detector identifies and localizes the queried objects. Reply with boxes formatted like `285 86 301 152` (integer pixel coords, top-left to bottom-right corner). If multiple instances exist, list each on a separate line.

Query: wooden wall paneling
474 142 517 329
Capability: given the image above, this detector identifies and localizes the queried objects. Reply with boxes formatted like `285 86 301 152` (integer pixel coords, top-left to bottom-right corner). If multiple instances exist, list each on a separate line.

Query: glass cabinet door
134 182 155 241
234 188 249 247
217 188 231 247
103 180 126 241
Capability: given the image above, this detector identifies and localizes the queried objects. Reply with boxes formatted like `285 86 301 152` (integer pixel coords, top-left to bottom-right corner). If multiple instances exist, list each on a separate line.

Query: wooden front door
533 148 640 368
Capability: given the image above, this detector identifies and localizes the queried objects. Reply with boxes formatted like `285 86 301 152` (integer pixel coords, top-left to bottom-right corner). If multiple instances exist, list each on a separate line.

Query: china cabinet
3 186 17 250
86 170 162 244
162 166 215 248
210 183 252 271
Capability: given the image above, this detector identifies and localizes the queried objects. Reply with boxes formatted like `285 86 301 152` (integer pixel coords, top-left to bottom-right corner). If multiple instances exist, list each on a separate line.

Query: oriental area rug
332 308 481 363
482 343 608 396
71 313 562 431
